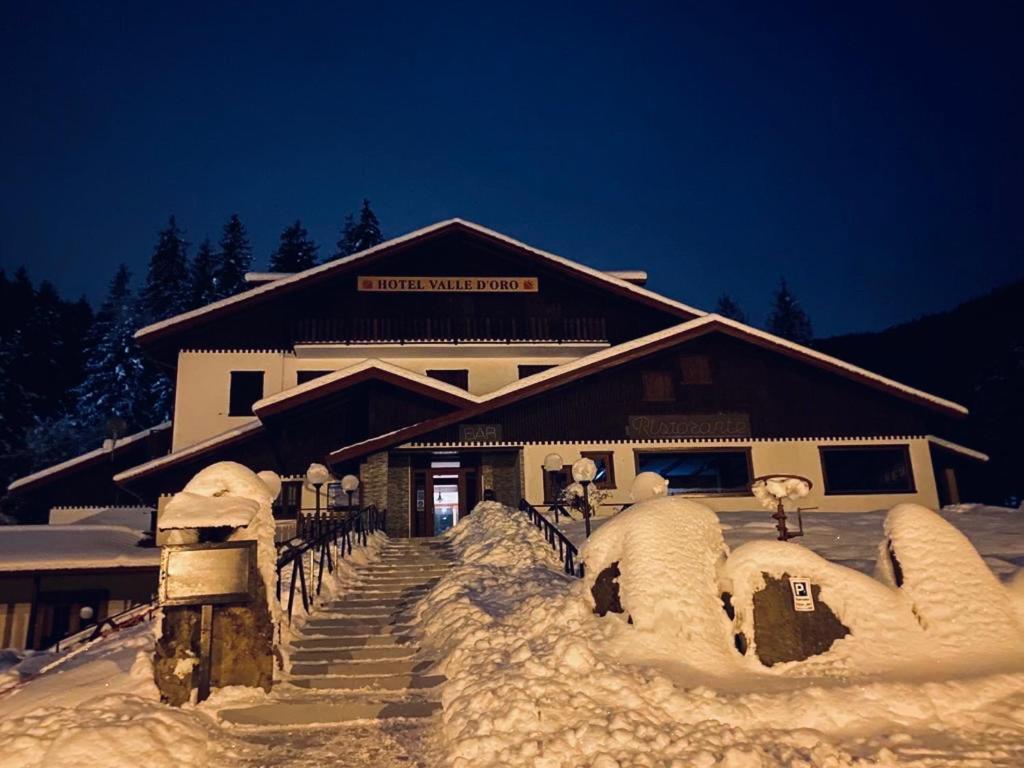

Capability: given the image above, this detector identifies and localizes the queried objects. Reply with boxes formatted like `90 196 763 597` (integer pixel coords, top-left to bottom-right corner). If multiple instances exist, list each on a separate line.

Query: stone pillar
360 451 389 510
482 450 523 507
387 453 411 538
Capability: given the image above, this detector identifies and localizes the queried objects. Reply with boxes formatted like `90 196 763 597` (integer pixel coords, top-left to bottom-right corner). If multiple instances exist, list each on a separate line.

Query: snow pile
581 497 732 654
422 501 1024 767
751 476 811 511
630 470 668 502
878 503 1023 654
0 623 213 768
158 492 260 530
723 541 925 672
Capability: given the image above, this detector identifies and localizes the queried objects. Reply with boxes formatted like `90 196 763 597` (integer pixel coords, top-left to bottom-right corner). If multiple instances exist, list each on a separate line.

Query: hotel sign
627 413 751 439
358 276 538 293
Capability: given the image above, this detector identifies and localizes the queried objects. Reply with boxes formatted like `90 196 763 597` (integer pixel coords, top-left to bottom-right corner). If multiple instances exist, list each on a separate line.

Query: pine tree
142 215 191 323
0 330 34 482
189 239 219 309
73 265 155 433
214 214 253 298
269 220 319 272
766 279 814 344
715 294 747 324
333 199 383 259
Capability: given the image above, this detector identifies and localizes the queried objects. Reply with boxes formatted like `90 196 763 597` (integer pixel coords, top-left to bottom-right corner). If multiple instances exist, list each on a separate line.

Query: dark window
820 446 915 495
427 369 469 389
542 465 572 504
679 355 712 385
642 370 674 401
581 451 616 489
273 479 303 519
229 371 264 416
635 450 752 494
518 364 555 379
297 370 331 385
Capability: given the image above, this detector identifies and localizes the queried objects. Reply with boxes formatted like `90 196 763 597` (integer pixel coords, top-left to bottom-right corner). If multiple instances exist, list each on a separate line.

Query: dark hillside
816 279 1024 505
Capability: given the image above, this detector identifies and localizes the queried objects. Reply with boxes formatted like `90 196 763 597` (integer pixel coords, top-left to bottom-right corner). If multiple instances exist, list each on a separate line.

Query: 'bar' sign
358 276 538 293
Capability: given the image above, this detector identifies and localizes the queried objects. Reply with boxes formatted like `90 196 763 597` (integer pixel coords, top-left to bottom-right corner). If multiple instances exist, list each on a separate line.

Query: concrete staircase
220 538 454 727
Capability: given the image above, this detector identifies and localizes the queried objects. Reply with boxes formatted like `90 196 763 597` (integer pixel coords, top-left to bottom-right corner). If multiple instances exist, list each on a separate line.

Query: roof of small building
0 525 160 572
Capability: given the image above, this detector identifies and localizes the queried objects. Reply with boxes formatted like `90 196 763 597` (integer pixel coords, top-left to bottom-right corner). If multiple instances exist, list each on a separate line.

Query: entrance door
410 465 481 536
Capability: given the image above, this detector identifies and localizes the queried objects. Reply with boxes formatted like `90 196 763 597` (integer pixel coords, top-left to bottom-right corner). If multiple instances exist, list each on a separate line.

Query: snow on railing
518 499 584 577
275 505 387 622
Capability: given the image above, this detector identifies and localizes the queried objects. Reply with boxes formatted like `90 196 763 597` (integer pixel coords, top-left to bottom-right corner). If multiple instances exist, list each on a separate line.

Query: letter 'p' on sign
789 577 815 612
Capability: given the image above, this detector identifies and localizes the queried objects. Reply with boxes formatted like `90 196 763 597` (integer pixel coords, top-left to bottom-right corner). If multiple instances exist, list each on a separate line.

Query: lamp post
305 463 331 536
542 452 564 522
572 457 598 538
341 474 360 512
751 474 812 542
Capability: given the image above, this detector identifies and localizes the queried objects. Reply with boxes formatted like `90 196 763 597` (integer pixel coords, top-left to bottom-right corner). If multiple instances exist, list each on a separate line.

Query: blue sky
1 2 1020 335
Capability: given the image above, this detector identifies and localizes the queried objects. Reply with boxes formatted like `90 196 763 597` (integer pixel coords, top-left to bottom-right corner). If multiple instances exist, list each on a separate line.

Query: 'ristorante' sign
627 413 752 439
358 276 538 293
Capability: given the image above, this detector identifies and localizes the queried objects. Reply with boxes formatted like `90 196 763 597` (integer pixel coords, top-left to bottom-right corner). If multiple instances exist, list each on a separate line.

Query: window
635 450 752 495
820 446 915 495
426 369 469 389
642 370 674 401
228 371 264 416
679 355 712 385
297 370 331 385
518 364 554 379
542 465 572 504
581 451 616 489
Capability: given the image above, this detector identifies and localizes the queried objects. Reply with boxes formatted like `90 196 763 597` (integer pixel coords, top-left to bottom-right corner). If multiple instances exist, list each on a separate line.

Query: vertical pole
197 603 214 703
582 480 592 538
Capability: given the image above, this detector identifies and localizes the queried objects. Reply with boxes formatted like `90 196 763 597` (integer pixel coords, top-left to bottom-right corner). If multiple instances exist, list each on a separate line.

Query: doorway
411 458 480 537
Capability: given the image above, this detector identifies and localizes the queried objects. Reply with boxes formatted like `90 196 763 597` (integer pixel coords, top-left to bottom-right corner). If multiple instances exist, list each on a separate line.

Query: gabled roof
324 314 969 463
113 314 971 487
7 422 172 494
926 435 989 462
253 360 477 418
135 219 704 347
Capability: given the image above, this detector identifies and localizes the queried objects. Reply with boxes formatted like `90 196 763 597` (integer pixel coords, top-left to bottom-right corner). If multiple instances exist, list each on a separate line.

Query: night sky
1 2 1020 336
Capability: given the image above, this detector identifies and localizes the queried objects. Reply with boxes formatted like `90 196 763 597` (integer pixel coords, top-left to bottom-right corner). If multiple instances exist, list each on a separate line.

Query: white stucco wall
172 344 605 449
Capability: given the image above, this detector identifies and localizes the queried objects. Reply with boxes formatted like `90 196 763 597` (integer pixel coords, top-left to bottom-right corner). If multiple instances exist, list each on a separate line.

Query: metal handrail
51 600 158 653
275 505 387 623
518 499 584 578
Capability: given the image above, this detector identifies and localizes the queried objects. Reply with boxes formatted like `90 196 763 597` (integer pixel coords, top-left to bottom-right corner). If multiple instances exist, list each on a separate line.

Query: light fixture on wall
436 488 443 503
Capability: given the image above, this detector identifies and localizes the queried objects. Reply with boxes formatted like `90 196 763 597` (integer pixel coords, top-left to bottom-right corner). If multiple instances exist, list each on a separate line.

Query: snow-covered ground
421 500 1024 767
556 503 1023 581
0 533 387 768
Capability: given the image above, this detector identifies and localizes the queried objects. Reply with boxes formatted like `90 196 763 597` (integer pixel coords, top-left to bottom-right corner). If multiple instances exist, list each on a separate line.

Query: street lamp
572 457 598 537
306 463 331 534
751 474 812 541
543 452 563 522
341 474 360 512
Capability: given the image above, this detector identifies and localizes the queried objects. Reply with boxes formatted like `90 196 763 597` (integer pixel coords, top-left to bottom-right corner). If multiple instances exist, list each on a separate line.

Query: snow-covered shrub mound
630 470 668 502
446 500 563 570
581 496 733 656
724 541 925 671
877 503 1023 653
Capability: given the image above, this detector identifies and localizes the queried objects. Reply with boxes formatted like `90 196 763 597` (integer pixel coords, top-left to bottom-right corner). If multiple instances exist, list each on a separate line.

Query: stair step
290 658 436 677
328 598 414 608
288 674 446 692
301 621 416 636
219 700 441 726
291 646 416 662
292 634 412 649
309 613 415 627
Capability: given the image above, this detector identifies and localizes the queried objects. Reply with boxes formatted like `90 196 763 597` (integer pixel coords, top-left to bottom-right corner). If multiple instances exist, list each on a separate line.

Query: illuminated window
635 450 752 494
581 451 616 489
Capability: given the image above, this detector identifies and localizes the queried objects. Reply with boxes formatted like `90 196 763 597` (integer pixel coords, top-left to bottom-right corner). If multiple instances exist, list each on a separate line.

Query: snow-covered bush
557 481 610 516
630 470 668 502
877 503 1023 654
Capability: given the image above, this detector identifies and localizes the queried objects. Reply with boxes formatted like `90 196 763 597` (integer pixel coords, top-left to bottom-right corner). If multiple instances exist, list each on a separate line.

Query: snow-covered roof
112 420 263 484
243 272 292 283
7 422 172 493
252 359 478 416
134 219 704 343
926 435 990 462
116 315 969 484
0 525 160 572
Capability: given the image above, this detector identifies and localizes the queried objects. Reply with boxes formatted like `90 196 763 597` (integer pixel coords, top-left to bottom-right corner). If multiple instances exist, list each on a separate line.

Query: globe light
571 457 598 483
341 474 360 492
543 453 564 472
305 463 331 487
